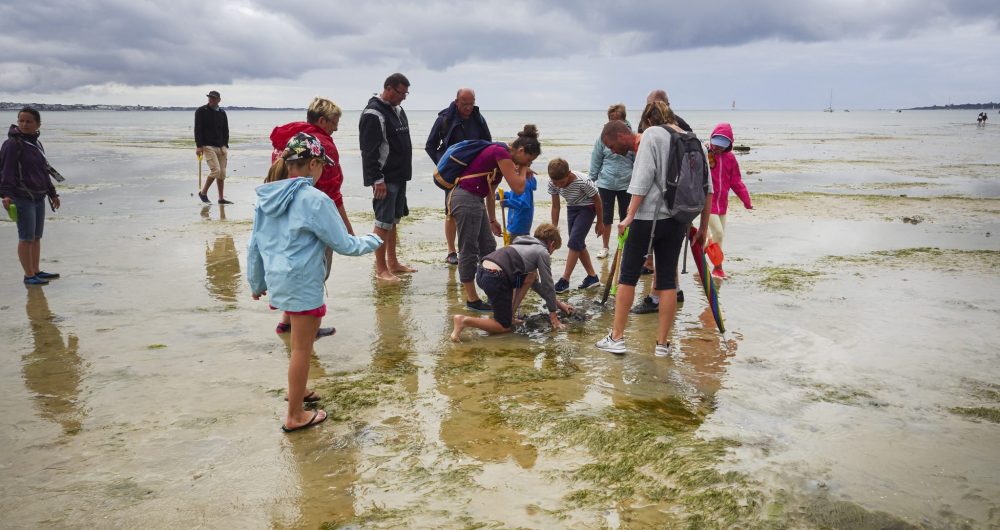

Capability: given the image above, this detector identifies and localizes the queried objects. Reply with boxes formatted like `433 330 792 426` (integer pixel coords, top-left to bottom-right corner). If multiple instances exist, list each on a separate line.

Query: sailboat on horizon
824 89 834 112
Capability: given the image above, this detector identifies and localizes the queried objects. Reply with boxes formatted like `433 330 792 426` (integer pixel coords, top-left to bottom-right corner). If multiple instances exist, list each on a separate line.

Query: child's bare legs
561 248 597 281
451 314 509 342
285 313 326 429
655 288 678 344
579 247 596 277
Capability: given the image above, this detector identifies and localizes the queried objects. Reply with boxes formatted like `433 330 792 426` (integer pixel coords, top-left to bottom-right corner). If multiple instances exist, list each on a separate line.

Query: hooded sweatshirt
0 125 57 200
270 122 344 208
247 178 382 311
708 123 751 215
483 235 559 313
503 174 536 235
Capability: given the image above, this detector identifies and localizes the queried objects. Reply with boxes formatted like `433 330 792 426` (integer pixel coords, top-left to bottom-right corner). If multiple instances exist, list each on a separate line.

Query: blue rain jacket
503 175 536 235
247 177 382 311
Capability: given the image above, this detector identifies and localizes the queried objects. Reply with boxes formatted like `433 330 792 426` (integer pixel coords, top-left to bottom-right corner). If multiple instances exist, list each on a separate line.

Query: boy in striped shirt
548 158 604 292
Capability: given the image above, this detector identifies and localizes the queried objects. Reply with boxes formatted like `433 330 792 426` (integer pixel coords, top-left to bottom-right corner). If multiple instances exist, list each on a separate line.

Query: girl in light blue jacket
248 132 382 433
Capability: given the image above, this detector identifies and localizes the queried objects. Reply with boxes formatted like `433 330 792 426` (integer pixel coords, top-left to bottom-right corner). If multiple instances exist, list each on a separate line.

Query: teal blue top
589 136 635 191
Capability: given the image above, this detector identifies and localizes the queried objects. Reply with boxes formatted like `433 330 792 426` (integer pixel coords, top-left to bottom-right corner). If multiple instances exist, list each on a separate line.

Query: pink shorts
269 304 327 317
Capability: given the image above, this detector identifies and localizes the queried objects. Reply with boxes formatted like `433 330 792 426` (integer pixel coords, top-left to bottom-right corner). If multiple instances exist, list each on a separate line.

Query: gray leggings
450 187 497 283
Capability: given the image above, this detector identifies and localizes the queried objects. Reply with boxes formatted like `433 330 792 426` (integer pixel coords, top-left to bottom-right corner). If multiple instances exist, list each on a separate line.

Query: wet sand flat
1 110 998 528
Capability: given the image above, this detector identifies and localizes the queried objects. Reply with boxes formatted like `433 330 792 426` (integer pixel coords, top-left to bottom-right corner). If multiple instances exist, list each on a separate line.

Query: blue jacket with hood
502 174 536 235
247 178 382 311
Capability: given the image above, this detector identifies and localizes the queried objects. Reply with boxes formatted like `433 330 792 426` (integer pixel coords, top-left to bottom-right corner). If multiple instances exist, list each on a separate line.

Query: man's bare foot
375 270 402 283
450 315 465 342
389 263 418 274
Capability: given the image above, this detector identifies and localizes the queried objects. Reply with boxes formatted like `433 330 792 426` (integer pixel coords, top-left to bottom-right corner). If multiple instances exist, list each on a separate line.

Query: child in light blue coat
248 132 382 433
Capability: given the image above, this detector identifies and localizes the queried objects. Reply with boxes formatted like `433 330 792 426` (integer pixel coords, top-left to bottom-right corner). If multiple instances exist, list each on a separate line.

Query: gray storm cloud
1 0 997 92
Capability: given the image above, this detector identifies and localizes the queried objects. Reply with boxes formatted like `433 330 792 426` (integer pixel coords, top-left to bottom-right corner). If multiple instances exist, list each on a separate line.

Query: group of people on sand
0 75 753 434
237 73 753 433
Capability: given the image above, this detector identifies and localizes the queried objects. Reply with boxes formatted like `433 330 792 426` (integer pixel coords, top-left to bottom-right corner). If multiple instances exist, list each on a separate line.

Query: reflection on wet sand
280 430 360 528
205 235 241 302
371 285 418 389
200 203 227 221
21 287 85 436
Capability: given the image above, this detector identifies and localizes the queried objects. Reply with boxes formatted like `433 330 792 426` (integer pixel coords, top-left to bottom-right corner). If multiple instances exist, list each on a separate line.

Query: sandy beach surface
1 110 998 528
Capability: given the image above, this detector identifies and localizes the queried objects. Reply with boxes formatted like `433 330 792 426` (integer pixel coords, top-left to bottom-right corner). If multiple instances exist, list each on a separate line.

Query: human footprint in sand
248 133 383 432
359 73 418 283
451 224 572 342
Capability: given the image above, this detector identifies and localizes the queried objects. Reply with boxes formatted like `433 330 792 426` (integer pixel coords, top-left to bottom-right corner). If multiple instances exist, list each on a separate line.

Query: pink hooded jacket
709 123 751 215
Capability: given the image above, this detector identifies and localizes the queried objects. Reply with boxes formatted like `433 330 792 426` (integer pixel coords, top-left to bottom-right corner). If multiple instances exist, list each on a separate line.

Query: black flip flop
281 409 327 433
315 327 336 339
284 390 322 403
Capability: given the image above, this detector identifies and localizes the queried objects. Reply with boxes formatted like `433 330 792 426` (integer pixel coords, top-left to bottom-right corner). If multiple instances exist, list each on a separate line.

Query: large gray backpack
659 125 709 224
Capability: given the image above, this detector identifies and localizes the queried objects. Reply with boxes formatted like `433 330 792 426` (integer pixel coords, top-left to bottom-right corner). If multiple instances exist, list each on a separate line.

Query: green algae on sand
753 267 824 292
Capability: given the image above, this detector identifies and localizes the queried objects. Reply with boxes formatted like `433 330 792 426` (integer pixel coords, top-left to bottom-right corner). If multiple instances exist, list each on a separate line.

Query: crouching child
451 223 573 341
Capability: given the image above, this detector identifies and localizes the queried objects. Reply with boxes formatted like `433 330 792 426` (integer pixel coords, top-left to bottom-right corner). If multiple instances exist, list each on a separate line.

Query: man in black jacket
194 90 231 204
359 73 416 283
424 88 492 265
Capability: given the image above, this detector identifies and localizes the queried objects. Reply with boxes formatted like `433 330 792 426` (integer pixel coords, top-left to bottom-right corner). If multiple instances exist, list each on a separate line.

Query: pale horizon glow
1 1 997 111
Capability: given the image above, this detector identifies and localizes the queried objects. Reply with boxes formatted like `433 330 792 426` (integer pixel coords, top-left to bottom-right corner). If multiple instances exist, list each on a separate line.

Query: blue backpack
433 140 507 191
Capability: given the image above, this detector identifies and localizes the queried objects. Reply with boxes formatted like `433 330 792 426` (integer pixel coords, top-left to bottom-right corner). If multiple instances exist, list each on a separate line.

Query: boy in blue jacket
500 171 537 239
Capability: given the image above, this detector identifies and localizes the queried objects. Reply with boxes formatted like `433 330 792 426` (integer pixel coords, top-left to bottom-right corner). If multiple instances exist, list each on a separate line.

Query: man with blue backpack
425 88 492 265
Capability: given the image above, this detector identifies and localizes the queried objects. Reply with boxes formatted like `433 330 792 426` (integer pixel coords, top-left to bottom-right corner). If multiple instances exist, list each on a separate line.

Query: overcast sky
1 0 998 110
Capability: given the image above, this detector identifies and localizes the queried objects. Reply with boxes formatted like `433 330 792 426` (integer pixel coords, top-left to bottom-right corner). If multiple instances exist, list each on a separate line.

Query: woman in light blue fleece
589 103 635 258
248 132 383 433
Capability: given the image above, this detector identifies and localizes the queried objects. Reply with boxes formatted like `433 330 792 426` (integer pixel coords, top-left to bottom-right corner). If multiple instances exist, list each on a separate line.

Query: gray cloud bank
1 0 997 92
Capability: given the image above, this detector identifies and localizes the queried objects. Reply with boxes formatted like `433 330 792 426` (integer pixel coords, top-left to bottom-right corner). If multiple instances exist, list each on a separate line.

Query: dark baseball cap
207 90 221 98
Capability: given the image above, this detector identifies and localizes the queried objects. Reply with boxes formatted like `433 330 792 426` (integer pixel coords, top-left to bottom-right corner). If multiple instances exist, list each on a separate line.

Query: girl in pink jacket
707 123 752 279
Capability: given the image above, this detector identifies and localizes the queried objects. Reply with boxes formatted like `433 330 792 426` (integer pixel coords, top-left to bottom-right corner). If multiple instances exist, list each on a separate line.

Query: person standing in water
359 73 417 283
425 88 493 265
1 107 62 286
195 90 231 204
705 123 752 279
248 133 383 433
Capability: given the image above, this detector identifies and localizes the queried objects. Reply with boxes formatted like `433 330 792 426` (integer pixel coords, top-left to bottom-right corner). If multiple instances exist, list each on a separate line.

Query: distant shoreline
0 103 303 112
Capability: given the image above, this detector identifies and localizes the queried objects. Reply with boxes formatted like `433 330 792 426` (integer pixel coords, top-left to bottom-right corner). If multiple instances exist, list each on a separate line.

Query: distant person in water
195 90 231 204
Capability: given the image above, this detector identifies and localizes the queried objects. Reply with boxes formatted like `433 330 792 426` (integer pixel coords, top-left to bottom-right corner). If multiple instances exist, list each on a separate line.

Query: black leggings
617 218 686 290
598 187 630 226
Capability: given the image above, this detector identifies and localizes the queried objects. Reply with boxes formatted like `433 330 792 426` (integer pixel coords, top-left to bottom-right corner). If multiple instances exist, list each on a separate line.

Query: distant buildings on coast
0 102 302 112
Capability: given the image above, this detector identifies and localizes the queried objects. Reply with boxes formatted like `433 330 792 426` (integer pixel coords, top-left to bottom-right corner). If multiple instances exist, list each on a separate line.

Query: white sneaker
654 342 672 357
597 247 609 259
595 332 626 355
